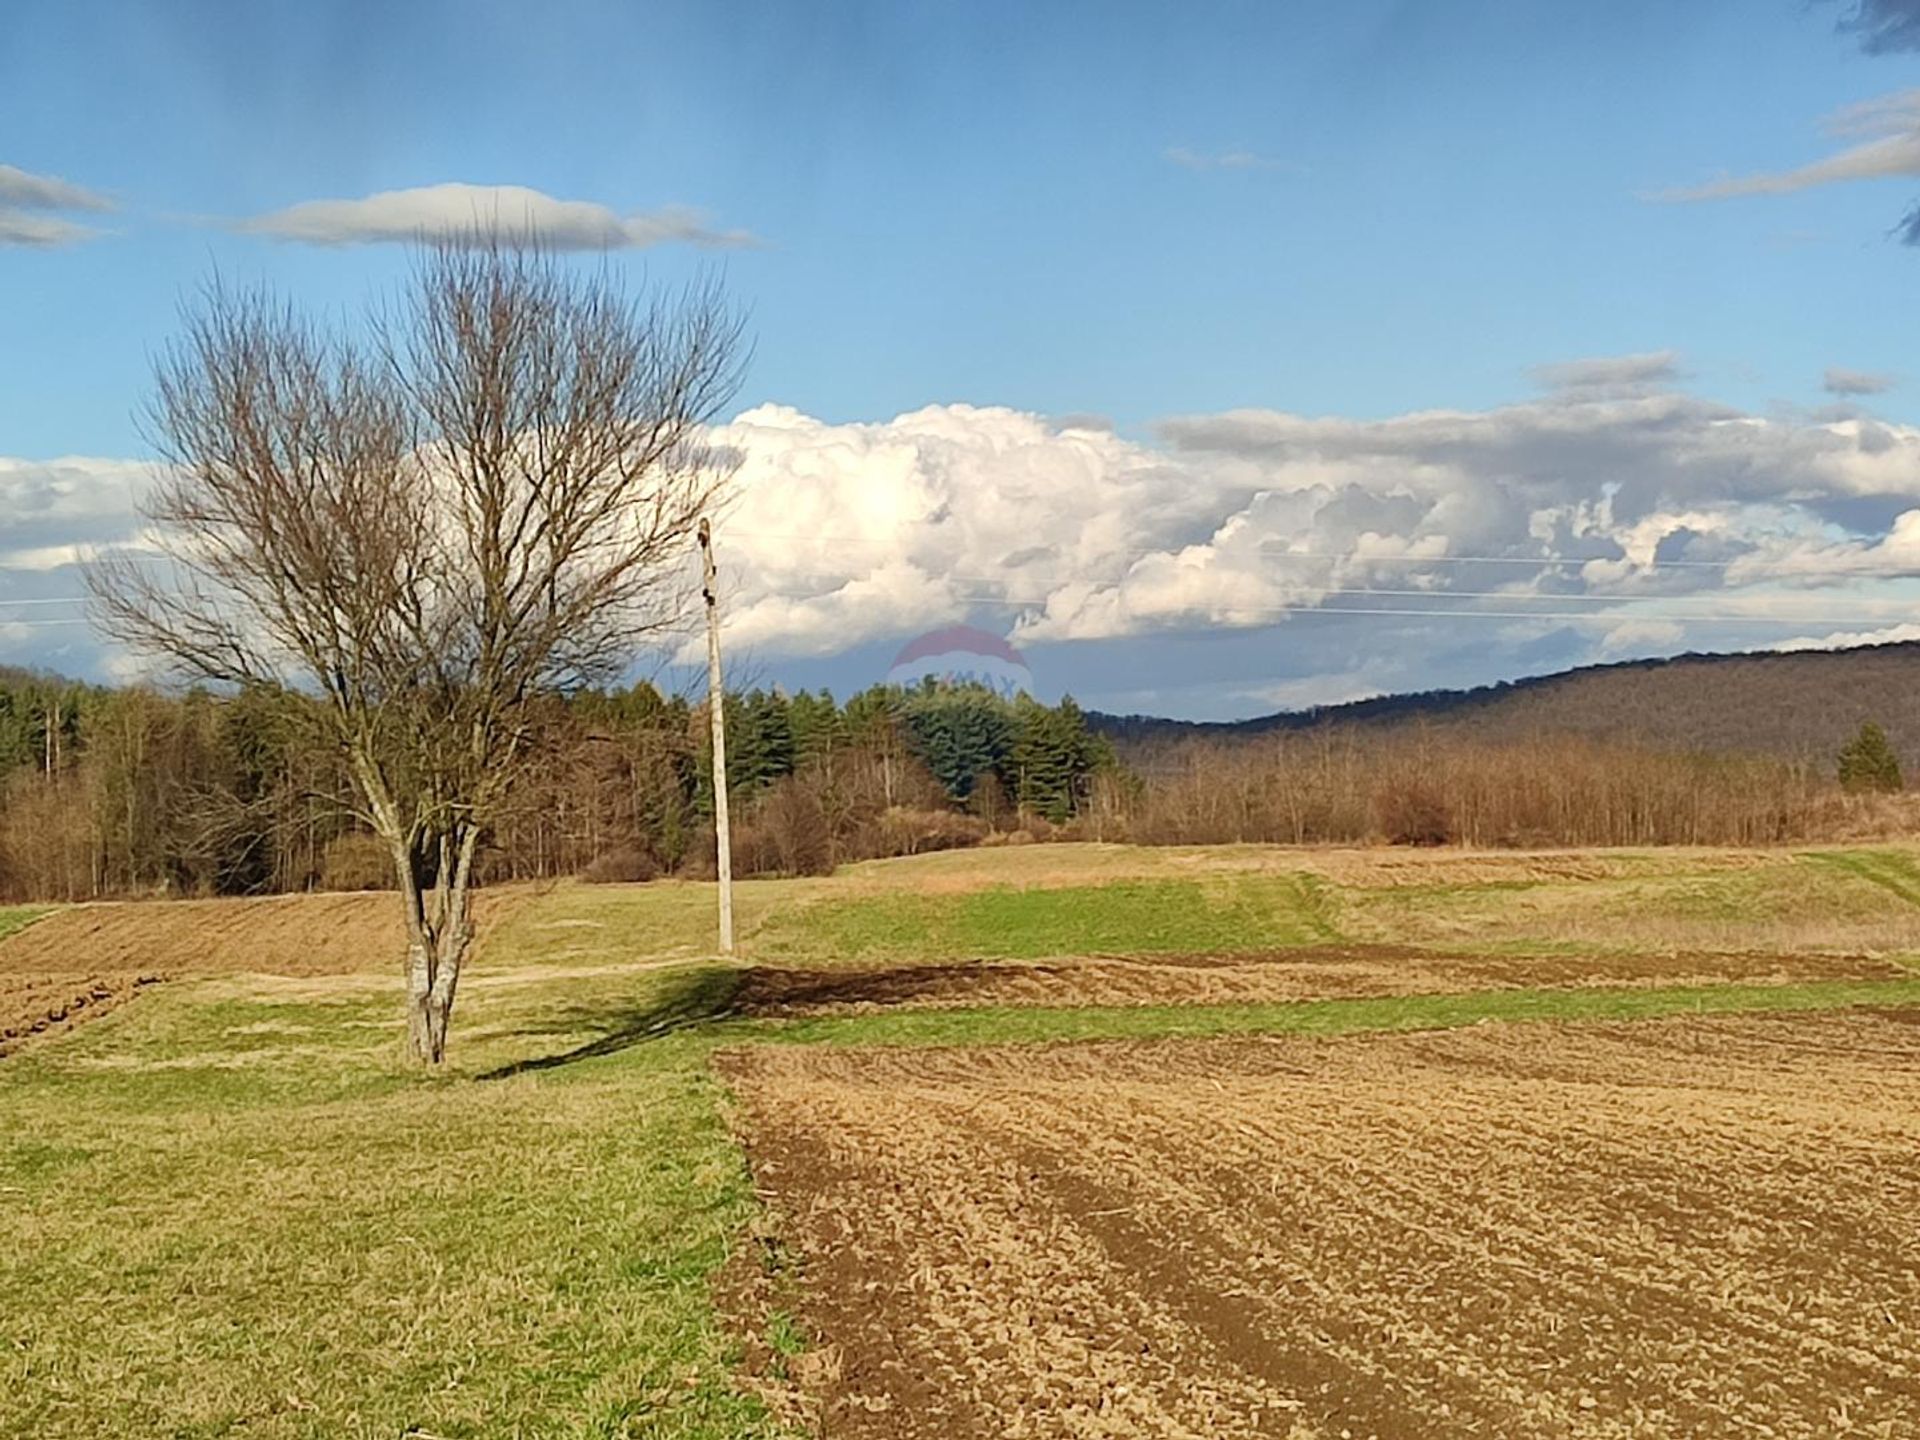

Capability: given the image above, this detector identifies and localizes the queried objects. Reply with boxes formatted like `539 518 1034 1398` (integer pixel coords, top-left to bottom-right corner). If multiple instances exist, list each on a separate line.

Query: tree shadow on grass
477 965 745 1080
730 960 1064 1015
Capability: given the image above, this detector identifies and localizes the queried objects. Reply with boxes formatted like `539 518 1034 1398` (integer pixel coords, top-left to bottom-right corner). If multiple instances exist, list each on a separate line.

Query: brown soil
0 890 525 981
0 972 161 1058
719 1011 1920 1438
732 945 1906 1017
0 889 528 1056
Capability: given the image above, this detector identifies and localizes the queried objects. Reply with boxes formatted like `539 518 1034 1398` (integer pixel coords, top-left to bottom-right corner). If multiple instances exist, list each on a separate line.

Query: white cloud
1163 146 1287 172
1528 350 1678 395
21 359 1920 702
0 211 100 247
691 365 1920 664
1244 670 1389 710
699 403 1220 659
1599 618 1685 655
695 359 1920 664
1825 366 1895 396
0 458 154 667
1773 622 1920 652
1660 89 1920 201
0 162 112 247
0 164 112 213
235 183 757 250
0 456 152 565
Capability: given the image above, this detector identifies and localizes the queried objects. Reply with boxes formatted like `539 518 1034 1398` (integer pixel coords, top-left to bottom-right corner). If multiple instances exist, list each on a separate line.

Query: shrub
581 846 660 884
877 807 989 856
319 831 394 891
1373 781 1454 846
757 779 834 876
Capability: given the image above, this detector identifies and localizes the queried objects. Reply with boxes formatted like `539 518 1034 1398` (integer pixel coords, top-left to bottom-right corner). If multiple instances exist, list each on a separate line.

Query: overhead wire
6 533 1920 637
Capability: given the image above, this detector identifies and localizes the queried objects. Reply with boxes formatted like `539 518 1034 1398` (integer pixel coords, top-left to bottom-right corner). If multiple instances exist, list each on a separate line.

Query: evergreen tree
1838 720 1903 794
1009 693 1098 822
788 689 844 767
901 681 1014 802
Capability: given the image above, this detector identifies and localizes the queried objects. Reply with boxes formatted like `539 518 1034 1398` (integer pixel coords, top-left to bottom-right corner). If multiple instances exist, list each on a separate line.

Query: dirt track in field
721 1011 1920 1438
732 945 1908 1016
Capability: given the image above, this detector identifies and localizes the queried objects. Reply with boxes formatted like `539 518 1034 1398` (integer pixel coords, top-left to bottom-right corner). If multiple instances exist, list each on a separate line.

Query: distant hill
1090 642 1920 765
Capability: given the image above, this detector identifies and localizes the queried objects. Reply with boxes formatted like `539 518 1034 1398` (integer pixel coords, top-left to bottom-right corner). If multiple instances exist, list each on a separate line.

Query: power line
719 572 1920 618
5 584 1915 632
933 591 1911 628
13 575 1916 616
722 528 1920 576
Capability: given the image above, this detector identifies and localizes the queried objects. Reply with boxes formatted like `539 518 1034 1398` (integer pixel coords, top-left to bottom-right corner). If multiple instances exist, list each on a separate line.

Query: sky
7 0 1920 718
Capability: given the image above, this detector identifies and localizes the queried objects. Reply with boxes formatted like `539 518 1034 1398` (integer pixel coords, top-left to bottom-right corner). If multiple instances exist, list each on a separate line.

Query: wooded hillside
1092 643 1920 762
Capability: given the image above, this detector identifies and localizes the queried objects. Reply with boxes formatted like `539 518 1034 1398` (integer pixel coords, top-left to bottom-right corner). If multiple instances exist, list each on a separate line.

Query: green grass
0 968 789 1440
1801 846 1920 908
0 903 49 942
721 974 1920 1048
754 874 1339 964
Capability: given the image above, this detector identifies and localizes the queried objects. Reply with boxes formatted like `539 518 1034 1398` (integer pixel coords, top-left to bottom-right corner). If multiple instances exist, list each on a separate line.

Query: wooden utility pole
698 518 735 956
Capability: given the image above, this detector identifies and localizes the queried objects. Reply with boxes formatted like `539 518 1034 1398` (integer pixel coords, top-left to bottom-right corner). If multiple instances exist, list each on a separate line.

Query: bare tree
91 240 745 1062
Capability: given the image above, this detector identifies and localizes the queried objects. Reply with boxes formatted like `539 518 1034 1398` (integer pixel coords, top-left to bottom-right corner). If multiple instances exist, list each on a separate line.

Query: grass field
5 843 1920 1436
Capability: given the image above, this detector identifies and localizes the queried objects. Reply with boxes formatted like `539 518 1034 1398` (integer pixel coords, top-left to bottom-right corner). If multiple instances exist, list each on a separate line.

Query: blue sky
8 0 1920 717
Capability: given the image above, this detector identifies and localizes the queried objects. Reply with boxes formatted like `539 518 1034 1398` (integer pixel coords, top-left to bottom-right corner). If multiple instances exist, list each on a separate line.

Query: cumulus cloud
1770 621 1920 655
0 457 155 666
1599 618 1685 656
1660 89 1920 204
234 183 757 250
0 456 152 567
0 162 112 247
1163 146 1286 172
1825 366 1896 396
21 361 1920 710
699 403 1221 659
690 362 1920 672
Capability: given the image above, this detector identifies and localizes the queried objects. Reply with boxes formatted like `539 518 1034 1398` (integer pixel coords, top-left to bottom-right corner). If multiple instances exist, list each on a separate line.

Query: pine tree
788 689 844 768
1838 720 1903 794
901 682 1013 802
1009 693 1098 822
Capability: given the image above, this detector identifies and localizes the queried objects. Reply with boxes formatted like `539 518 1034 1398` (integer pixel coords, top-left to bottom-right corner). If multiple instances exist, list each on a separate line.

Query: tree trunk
390 824 480 1066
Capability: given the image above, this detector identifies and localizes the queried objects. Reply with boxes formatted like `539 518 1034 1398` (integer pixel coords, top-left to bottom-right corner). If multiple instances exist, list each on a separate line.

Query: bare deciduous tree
91 240 745 1062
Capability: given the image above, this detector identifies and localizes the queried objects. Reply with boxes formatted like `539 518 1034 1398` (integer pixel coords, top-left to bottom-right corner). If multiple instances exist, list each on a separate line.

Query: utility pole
698 518 735 956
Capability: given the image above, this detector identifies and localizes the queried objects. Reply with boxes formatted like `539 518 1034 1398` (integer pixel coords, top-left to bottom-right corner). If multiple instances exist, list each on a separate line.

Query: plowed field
0 972 159 1057
0 890 526 1057
0 890 532 979
732 945 1907 1016
721 1011 1920 1438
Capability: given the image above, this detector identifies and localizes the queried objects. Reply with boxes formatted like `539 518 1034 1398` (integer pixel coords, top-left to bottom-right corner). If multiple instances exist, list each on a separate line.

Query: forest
0 667 1111 901
0 660 1911 903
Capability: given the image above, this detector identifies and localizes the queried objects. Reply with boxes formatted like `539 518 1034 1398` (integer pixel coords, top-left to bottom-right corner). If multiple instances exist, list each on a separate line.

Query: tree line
4 660 1914 903
0 669 1114 901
